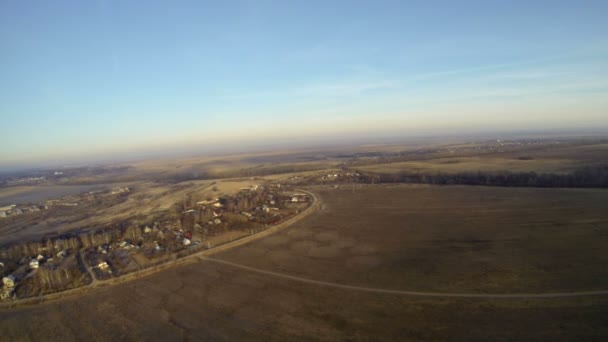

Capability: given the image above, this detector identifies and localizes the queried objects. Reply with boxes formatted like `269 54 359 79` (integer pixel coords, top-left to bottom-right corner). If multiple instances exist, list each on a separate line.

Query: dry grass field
357 156 578 174
0 184 124 207
356 143 608 176
2 184 607 341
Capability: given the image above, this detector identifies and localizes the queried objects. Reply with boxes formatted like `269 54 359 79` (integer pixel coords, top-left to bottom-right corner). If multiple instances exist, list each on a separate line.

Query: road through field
200 255 608 299
2 185 608 340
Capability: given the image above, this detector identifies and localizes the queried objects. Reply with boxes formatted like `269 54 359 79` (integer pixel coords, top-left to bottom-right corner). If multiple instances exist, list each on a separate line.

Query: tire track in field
199 256 608 299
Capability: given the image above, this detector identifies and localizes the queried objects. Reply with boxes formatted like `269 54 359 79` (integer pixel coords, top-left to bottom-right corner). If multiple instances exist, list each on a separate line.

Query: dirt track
2 185 608 341
199 256 608 299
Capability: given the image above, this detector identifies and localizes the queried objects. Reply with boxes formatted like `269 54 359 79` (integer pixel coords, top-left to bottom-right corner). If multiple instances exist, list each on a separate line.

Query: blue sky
1 1 607 168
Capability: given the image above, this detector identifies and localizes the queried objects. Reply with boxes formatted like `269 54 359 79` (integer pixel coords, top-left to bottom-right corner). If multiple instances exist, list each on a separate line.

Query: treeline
355 165 608 188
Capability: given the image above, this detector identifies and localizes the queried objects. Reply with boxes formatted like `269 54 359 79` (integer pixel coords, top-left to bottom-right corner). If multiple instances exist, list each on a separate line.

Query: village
0 183 311 301
0 204 48 219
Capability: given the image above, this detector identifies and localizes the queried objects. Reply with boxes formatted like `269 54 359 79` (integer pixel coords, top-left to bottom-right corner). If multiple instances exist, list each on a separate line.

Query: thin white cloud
220 80 395 100
491 71 565 79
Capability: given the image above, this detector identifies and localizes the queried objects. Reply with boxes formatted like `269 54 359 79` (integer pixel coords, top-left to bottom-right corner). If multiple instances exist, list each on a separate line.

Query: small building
290 194 308 203
144 226 152 234
2 275 15 288
56 250 67 258
111 187 130 195
97 262 109 270
29 259 39 269
0 289 13 300
0 205 16 212
183 238 191 246
213 218 222 225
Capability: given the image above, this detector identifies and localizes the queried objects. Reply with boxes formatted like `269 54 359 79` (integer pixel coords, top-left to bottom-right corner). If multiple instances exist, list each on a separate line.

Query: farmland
1 184 607 340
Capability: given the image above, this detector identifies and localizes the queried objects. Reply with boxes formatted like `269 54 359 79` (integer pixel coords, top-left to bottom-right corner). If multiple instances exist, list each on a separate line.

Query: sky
1 0 608 169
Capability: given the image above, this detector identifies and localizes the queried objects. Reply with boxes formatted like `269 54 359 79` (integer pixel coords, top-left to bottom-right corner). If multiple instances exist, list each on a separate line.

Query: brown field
356 143 608 175
357 156 579 174
2 184 608 340
0 184 128 207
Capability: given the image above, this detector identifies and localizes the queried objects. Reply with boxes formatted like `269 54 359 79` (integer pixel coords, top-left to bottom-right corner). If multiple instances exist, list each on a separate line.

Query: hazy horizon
2 127 607 173
2 1 607 169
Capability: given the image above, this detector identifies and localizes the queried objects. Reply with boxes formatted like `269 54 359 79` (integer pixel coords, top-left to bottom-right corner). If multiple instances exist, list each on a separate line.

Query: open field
2 184 608 340
356 143 608 176
356 156 579 174
0 184 127 207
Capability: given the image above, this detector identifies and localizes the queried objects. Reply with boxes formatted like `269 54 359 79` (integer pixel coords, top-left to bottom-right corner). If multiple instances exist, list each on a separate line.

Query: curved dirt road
200 256 608 299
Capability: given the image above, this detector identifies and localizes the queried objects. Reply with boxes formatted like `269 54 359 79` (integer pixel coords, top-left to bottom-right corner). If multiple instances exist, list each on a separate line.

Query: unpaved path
199 256 608 299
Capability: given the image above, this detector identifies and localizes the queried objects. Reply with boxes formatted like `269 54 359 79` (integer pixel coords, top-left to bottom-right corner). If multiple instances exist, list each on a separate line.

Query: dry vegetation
2 184 607 340
356 143 608 176
1 138 608 340
357 156 579 174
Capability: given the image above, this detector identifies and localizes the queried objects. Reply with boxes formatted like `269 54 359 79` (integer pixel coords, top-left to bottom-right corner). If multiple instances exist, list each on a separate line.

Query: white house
0 205 15 212
29 259 39 269
2 275 15 288
0 289 13 300
97 261 109 270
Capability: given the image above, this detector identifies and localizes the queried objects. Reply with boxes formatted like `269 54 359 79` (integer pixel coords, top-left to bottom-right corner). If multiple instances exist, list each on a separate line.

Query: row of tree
353 165 608 188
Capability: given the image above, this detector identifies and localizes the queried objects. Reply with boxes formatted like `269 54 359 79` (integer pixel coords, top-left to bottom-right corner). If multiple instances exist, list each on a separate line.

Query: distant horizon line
2 128 608 174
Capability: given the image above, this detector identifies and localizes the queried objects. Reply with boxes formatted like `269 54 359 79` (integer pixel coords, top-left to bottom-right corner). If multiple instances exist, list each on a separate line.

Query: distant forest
356 165 608 188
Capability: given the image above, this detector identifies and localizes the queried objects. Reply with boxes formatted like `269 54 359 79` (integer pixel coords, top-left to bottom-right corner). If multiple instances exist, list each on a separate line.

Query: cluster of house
1 274 16 300
319 171 360 181
289 194 309 203
194 198 224 225
0 248 72 300
0 204 48 218
29 251 66 269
